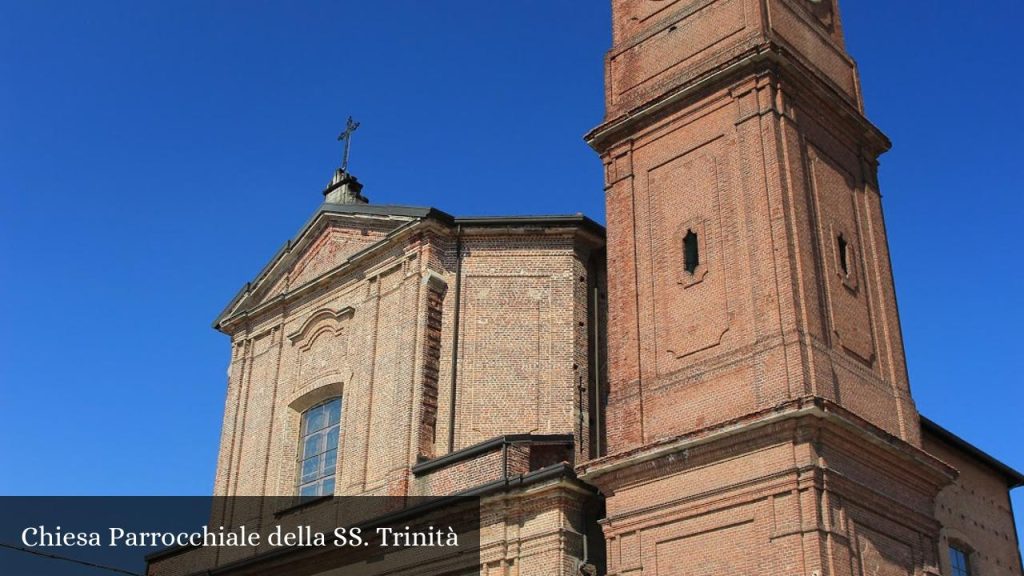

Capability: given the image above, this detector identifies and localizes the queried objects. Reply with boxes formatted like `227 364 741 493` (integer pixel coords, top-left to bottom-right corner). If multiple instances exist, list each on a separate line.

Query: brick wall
584 0 971 574
582 403 954 576
924 426 1024 576
179 4 1024 576
149 474 598 576
603 0 860 120
192 209 606 574
596 29 919 458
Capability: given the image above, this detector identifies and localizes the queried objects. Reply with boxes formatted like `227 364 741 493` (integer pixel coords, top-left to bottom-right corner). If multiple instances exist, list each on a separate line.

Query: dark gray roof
921 415 1024 487
320 202 453 222
453 213 605 236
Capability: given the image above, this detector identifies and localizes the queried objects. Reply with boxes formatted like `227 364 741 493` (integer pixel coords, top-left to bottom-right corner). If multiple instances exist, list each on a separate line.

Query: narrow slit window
837 234 849 277
683 229 699 275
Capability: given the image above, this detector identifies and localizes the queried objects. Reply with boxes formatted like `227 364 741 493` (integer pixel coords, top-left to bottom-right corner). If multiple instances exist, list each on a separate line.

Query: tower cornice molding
586 42 887 157
577 397 956 504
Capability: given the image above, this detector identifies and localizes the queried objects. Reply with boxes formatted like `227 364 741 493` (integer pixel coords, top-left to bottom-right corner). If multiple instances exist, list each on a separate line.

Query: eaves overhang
921 415 1024 489
454 213 605 238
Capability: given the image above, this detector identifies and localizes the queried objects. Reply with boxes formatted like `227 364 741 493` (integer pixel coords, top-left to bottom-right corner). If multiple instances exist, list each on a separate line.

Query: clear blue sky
1 0 1021 532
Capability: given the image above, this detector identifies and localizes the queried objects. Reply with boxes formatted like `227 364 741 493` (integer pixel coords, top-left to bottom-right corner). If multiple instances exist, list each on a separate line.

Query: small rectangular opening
837 234 849 276
684 230 699 275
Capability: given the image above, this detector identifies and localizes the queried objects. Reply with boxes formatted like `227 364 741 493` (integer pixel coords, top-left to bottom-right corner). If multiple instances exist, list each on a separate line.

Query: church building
149 1 1022 575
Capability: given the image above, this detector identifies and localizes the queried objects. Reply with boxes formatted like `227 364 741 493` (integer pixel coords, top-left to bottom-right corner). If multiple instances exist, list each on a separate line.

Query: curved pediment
289 306 355 389
288 306 355 345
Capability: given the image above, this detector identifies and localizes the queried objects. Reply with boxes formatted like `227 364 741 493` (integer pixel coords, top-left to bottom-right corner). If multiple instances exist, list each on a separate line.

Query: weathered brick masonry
579 0 1022 575
160 187 609 575
149 1 1021 575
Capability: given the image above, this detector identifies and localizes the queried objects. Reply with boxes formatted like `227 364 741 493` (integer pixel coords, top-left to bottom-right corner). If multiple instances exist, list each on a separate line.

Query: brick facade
169 204 608 575
583 1 1022 575
210 208 604 500
148 1 1021 575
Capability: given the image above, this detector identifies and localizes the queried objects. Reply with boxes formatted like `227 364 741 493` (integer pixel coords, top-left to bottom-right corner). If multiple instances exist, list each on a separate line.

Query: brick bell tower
580 1 956 574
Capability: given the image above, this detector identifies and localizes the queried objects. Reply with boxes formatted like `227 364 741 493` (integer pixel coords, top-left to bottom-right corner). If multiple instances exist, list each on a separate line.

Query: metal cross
337 116 360 175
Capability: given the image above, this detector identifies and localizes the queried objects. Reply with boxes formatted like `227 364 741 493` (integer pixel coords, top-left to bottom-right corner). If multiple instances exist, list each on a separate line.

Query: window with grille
949 544 971 576
298 398 341 498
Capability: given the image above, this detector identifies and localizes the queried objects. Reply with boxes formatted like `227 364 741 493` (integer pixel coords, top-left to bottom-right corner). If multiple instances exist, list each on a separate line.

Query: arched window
298 397 341 498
